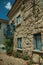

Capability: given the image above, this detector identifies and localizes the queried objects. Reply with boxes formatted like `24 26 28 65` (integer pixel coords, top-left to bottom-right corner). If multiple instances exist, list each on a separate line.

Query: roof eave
7 0 23 19
0 18 9 23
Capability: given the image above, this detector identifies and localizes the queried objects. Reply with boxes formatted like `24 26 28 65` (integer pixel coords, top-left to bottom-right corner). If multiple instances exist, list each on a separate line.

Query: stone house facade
8 0 43 64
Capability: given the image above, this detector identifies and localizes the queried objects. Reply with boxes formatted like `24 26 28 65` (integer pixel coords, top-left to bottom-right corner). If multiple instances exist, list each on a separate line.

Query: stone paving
0 52 25 65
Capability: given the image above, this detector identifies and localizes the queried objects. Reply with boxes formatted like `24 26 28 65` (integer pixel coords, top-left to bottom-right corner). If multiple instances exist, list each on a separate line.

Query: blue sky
0 0 15 20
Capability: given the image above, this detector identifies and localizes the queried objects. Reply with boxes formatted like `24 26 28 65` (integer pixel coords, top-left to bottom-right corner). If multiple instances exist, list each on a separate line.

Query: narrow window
17 15 21 24
17 38 22 49
34 33 42 50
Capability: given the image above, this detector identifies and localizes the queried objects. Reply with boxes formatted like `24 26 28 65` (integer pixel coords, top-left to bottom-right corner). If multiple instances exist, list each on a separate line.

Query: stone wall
9 0 43 64
13 0 43 51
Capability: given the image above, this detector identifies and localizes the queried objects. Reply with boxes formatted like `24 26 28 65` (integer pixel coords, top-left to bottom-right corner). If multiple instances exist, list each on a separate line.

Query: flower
24 60 29 65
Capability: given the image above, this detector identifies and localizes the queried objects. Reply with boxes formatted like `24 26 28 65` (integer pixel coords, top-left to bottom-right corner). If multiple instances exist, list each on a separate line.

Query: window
0 23 1 29
17 38 22 49
17 15 21 24
34 33 42 50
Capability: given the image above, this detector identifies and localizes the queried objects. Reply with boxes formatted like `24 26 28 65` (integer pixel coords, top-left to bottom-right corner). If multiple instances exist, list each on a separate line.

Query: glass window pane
34 33 42 50
17 15 21 24
17 38 22 48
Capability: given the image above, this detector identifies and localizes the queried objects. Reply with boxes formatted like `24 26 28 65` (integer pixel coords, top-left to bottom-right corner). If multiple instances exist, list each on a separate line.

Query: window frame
17 38 22 49
34 33 42 50
17 15 21 24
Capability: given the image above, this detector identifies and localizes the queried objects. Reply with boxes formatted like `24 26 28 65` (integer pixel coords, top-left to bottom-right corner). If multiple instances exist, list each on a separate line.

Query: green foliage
6 46 13 54
5 39 10 44
5 39 13 55
14 52 29 60
23 54 28 60
14 51 21 58
29 59 33 65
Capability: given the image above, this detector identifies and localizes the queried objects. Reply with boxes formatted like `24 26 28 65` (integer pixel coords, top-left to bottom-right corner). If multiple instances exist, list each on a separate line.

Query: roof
7 0 23 19
0 18 9 23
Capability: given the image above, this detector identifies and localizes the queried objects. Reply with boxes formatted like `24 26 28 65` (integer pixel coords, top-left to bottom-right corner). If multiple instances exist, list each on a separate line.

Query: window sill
32 50 43 54
16 48 25 51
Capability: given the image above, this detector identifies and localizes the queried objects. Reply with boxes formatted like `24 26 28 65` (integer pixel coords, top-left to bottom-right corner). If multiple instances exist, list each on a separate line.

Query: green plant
14 51 21 58
5 39 10 44
5 39 13 55
29 59 33 65
23 54 28 60
6 46 13 54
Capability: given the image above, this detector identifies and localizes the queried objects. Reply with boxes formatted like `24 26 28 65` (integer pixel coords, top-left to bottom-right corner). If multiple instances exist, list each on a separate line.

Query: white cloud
5 2 12 10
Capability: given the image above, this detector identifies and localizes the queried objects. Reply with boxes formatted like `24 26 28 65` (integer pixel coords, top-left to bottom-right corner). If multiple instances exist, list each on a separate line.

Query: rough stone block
32 54 40 63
